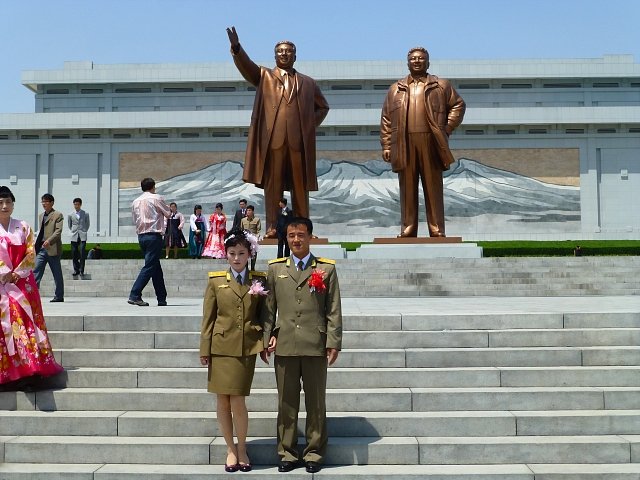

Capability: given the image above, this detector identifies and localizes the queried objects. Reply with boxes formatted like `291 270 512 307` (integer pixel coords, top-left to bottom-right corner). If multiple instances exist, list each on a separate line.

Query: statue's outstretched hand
226 26 239 49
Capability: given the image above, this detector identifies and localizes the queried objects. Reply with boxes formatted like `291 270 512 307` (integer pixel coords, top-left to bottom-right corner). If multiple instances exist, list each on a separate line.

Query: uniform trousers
274 355 328 463
263 146 309 231
398 132 445 237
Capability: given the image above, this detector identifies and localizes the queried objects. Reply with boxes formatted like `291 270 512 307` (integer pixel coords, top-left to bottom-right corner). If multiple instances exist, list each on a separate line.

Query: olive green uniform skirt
207 354 257 396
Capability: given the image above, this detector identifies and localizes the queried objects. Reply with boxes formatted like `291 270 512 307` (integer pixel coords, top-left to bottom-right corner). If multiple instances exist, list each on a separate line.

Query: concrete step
2 410 640 438
2 435 638 465
43 311 640 333
3 463 640 480
3 387 637 412
35 257 640 297
49 346 640 368
34 366 640 390
47 328 640 350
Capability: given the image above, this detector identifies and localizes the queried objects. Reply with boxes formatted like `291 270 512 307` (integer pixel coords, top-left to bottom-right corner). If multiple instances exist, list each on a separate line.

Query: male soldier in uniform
381 47 465 237
226 26 330 238
262 217 342 474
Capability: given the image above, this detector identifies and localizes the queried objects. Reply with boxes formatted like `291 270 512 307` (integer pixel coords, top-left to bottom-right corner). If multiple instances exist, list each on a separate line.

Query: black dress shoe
127 299 149 307
50 298 64 303
278 460 299 472
157 301 167 307
305 461 321 473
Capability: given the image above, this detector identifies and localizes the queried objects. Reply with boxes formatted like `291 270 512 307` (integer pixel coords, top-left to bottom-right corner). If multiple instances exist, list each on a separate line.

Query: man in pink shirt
128 177 171 306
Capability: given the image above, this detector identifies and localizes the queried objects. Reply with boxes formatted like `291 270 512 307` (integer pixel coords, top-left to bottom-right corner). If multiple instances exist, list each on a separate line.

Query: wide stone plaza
1 257 639 478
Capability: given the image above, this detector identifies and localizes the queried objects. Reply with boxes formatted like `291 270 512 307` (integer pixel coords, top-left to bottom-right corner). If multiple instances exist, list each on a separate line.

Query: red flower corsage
308 269 326 293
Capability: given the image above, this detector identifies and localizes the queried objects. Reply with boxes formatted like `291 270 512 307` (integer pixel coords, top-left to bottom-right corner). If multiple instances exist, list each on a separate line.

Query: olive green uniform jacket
263 256 342 355
200 269 267 357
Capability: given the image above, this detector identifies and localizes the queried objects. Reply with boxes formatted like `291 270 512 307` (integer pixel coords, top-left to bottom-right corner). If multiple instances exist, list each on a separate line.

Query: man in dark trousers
68 197 90 278
232 198 248 231
33 193 65 302
276 198 292 258
263 217 342 473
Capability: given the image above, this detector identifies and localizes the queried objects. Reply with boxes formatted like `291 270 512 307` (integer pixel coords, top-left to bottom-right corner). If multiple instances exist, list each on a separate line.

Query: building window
113 133 131 139
247 86 256 92
211 131 231 137
528 128 548 134
163 87 194 93
81 88 104 94
543 83 582 88
497 129 517 134
338 130 357 136
593 83 619 88
331 84 363 91
149 132 169 138
115 87 152 93
631 83 640 88
369 130 380 136
597 128 616 133
20 134 40 139
82 133 101 139
458 83 490 89
51 134 70 139
205 86 237 92
629 128 640 133
565 128 585 134
0 135 9 140
316 131 326 136
46 88 69 94
373 84 392 90
464 129 485 135
180 132 200 138
501 84 532 89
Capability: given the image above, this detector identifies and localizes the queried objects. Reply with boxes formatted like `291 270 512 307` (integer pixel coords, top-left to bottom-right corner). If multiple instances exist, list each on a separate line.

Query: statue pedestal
258 237 344 260
348 237 482 259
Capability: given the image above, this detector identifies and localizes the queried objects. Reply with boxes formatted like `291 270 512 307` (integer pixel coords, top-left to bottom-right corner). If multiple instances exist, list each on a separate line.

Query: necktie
297 260 304 271
236 273 243 285
285 72 294 100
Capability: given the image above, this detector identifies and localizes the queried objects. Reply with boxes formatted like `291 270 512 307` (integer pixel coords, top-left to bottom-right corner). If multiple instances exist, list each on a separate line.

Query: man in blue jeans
33 193 65 302
128 178 171 307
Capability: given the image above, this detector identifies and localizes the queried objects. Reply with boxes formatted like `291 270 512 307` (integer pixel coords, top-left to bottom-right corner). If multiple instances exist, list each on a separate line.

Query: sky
1 0 639 113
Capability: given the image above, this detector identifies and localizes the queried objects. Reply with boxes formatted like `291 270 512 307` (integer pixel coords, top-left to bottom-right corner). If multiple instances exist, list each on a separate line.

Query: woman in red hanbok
202 203 228 258
0 186 63 386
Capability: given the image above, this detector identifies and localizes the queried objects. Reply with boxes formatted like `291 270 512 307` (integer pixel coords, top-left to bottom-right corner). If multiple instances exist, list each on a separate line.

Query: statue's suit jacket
67 209 90 242
37 209 64 257
200 270 267 358
263 256 342 356
231 45 329 192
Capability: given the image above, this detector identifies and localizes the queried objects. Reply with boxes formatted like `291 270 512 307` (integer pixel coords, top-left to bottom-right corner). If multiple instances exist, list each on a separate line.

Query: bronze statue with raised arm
381 47 465 238
226 27 330 238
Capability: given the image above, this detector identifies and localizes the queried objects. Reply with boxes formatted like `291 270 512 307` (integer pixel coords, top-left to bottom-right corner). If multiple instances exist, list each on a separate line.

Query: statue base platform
373 236 462 244
349 237 482 259
260 237 329 245
258 237 344 260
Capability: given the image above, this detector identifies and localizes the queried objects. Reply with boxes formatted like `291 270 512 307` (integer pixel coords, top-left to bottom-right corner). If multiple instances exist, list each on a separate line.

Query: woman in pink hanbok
0 186 63 386
202 203 228 258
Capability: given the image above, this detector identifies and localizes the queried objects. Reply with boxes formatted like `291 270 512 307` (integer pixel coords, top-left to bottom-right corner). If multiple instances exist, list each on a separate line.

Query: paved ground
42 295 640 317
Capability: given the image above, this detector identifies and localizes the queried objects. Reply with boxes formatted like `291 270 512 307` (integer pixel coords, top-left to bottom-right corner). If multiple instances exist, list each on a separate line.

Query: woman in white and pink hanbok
0 186 63 386
202 203 228 258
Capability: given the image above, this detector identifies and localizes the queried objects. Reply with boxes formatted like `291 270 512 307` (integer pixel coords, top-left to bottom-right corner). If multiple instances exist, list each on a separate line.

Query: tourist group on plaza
0 24 466 472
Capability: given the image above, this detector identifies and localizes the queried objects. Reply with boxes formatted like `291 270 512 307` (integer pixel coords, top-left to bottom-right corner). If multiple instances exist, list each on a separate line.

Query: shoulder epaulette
268 257 287 264
316 257 335 265
208 271 227 278
250 271 267 277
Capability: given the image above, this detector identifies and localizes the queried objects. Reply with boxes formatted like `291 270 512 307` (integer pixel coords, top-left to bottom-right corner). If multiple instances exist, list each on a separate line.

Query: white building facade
0 54 639 241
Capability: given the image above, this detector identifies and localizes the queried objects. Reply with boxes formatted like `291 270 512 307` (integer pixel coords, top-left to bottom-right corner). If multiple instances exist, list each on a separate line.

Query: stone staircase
1 291 640 478
37 256 640 298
